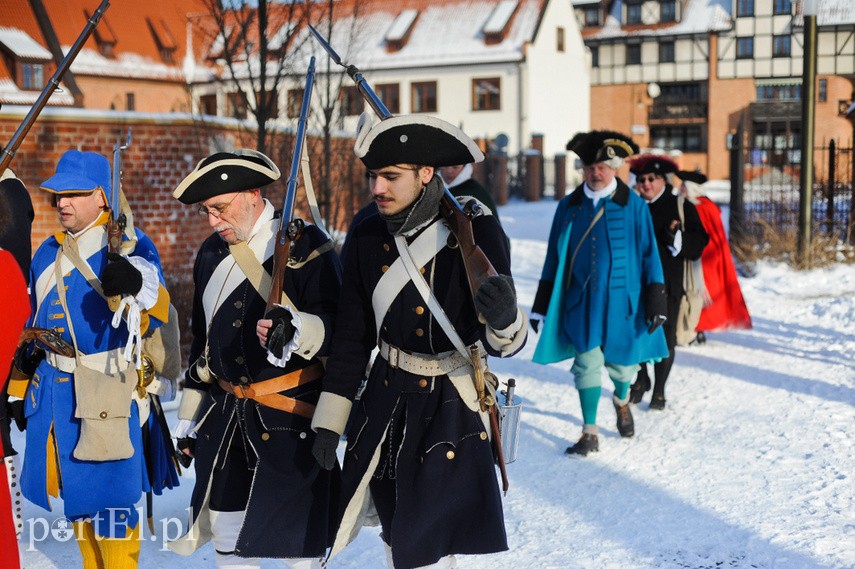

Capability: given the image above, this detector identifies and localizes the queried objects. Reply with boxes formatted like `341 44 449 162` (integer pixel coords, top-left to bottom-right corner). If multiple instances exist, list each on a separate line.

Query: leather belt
46 348 128 374
216 363 324 419
378 339 476 377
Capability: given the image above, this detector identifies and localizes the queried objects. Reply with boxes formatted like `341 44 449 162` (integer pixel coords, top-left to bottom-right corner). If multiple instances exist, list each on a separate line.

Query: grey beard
382 175 445 236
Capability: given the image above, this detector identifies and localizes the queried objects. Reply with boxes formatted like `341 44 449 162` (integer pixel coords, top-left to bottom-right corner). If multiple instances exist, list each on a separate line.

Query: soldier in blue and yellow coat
9 150 173 568
531 131 669 456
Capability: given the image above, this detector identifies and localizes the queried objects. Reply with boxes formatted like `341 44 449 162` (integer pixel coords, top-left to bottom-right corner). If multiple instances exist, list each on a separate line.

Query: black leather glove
101 252 143 297
175 437 195 468
14 345 45 377
529 319 541 333
311 428 339 470
645 283 667 334
8 400 26 432
264 307 296 359
474 275 518 330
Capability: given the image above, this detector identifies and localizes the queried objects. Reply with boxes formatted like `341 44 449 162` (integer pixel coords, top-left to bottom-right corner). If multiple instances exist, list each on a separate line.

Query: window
585 7 600 26
339 86 365 116
126 93 135 111
818 78 827 102
199 94 217 116
287 89 304 119
661 0 676 22
590 45 599 68
626 44 641 65
659 41 675 63
626 2 642 24
661 82 704 101
736 37 754 59
20 63 44 90
376 83 401 114
756 84 800 101
772 35 791 57
256 91 279 119
737 0 754 17
473 78 501 111
227 93 247 119
773 0 791 15
650 125 705 152
411 81 437 113
557 27 565 52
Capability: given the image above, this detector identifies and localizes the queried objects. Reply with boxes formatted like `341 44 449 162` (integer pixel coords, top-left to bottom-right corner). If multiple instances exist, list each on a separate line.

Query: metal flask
499 378 522 463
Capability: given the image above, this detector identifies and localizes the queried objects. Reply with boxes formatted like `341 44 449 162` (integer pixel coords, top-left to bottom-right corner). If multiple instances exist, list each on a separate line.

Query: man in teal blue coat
530 131 669 456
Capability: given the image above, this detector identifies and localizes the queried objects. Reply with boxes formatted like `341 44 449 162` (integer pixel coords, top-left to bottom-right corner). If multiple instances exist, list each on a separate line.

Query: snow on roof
793 0 855 27
296 0 543 71
587 0 732 41
385 9 419 42
0 78 74 106
67 46 191 82
0 27 53 60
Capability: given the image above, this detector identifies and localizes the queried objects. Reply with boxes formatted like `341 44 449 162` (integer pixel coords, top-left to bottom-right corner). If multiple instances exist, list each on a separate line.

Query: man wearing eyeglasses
169 149 341 569
628 154 708 410
531 131 669 456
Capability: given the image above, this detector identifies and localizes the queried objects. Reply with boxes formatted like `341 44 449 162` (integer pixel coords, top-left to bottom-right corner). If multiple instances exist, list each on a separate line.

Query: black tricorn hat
173 149 280 204
354 113 484 170
675 169 708 185
628 154 679 176
566 130 639 166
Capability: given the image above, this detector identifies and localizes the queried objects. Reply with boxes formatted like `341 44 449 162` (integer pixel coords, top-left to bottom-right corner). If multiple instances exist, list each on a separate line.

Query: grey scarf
381 174 445 236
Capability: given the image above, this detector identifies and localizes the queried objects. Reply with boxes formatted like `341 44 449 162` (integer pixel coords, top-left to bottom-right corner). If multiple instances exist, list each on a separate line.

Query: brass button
415 328 424 337
234 301 243 309
446 450 455 460
381 265 389 273
419 267 426 274
99 411 107 419
240 376 249 384
480 431 488 440
261 432 270 441
235 356 245 364
233 319 242 328
383 243 390 252
415 306 425 315
418 378 428 388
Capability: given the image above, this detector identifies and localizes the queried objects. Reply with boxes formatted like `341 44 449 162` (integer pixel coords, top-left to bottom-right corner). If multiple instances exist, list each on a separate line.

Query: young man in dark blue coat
169 149 341 569
310 113 527 569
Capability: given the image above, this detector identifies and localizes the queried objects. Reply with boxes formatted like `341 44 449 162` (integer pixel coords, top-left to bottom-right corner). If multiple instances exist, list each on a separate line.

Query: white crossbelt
377 339 483 377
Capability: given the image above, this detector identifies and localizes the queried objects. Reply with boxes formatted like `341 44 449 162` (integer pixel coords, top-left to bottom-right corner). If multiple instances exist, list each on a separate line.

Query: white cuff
485 307 528 356
174 418 197 439
178 387 206 421
147 376 176 402
668 229 683 256
310 391 352 435
126 255 160 311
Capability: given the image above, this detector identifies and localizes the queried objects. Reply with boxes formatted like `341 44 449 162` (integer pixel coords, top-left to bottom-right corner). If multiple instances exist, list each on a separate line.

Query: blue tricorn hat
40 150 111 202
354 113 484 170
173 148 280 204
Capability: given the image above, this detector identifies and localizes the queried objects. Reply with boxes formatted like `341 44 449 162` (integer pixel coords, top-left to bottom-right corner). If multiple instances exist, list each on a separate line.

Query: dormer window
584 6 600 26
482 0 518 44
21 62 45 90
385 9 419 51
85 9 117 58
0 28 53 90
146 17 177 64
661 0 677 23
626 1 643 25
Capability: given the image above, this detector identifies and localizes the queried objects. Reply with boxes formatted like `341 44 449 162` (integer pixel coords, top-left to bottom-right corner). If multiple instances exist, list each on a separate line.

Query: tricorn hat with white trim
173 148 280 204
566 130 639 166
354 113 484 170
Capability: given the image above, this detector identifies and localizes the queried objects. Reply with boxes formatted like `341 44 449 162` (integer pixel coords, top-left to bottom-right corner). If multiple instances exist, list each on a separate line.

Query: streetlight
798 0 818 267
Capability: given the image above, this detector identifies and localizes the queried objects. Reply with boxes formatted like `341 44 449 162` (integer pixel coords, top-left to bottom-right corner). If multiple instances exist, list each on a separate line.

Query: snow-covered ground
14 199 855 569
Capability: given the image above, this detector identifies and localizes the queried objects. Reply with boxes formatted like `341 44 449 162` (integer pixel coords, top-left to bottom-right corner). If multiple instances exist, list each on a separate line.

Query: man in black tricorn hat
168 149 341 569
530 131 669 456
309 113 527 569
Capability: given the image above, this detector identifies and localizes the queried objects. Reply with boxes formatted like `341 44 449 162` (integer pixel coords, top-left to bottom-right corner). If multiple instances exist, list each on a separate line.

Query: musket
0 0 111 173
106 129 131 311
17 327 74 358
306 24 498 299
265 56 317 315
308 26 509 490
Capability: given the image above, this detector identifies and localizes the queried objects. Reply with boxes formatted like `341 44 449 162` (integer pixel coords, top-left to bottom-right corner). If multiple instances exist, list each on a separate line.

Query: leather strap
216 363 324 419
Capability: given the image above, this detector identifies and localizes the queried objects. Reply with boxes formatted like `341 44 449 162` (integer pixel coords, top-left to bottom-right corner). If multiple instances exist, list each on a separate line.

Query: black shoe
629 376 650 404
649 396 666 410
614 400 634 437
696 331 706 344
565 433 599 456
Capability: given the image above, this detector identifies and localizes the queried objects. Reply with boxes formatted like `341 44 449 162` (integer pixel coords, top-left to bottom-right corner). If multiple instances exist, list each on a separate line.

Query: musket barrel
0 0 111 172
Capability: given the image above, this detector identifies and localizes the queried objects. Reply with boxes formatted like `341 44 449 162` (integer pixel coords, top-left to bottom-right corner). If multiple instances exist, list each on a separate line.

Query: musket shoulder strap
228 241 297 312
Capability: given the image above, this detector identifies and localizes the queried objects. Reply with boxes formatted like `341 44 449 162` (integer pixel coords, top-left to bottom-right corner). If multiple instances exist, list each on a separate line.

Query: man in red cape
0 248 30 569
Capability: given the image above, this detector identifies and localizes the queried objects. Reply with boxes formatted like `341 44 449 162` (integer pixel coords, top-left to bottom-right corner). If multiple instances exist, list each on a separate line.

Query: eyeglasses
636 175 660 184
197 192 242 218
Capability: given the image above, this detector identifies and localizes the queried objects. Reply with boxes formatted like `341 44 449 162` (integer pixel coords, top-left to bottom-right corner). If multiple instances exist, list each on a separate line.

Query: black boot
614 399 634 437
629 374 650 404
565 433 599 456
649 393 666 410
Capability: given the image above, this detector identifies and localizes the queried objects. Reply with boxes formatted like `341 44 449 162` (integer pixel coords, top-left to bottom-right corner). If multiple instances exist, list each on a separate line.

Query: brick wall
0 108 363 360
